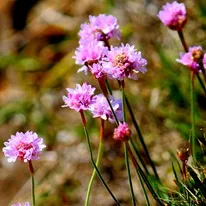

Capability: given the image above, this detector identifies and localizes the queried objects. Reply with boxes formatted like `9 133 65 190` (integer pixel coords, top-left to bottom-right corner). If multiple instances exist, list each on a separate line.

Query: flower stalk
28 161 35 206
80 111 121 205
85 119 104 206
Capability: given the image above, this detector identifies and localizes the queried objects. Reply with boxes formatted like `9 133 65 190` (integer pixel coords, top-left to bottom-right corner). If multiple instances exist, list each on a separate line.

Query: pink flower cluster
113 122 131 142
62 83 122 123
177 46 206 72
158 1 187 31
73 14 147 81
3 131 46 163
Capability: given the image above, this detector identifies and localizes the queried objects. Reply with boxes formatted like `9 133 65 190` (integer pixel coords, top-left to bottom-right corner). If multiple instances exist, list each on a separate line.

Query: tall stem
126 143 164 206
80 111 121 205
28 161 35 206
85 120 104 206
125 96 160 180
190 71 196 161
121 81 136 205
124 143 136 206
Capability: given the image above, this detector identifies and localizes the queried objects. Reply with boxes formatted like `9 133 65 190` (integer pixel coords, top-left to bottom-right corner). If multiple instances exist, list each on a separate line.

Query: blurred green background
0 0 206 205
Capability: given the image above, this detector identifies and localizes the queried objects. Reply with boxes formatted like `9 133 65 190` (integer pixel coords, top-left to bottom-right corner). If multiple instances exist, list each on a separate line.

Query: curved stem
85 120 104 206
190 71 196 161
28 161 35 206
80 111 121 205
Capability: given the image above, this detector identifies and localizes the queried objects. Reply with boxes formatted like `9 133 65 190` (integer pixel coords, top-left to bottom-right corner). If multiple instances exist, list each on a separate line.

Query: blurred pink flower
3 132 46 163
158 1 187 30
102 43 147 80
113 122 131 142
62 83 96 112
73 40 108 74
203 53 206 69
79 14 120 42
89 94 122 123
177 46 204 72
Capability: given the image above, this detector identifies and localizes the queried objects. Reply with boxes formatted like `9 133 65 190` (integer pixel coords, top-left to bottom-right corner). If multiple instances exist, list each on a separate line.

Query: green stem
190 72 196 161
124 143 136 206
80 111 121 205
196 73 206 96
136 169 151 206
121 81 136 205
85 120 104 206
29 161 35 206
129 139 150 175
125 96 160 180
127 144 164 206
106 96 119 125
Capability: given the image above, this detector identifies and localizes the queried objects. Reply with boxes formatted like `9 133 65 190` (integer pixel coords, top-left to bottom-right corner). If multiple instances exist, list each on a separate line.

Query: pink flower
62 83 96 112
89 63 105 79
3 132 46 163
203 53 206 69
73 40 108 74
113 122 131 142
102 43 147 80
158 1 187 31
177 46 204 72
89 94 122 123
79 14 120 42
12 202 30 206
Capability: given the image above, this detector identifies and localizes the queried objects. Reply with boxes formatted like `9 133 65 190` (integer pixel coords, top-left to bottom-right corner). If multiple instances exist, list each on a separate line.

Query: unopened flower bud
113 122 131 142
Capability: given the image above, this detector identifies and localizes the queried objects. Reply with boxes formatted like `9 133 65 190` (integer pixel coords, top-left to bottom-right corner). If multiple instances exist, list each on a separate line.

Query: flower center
114 53 128 68
191 49 203 61
16 142 33 160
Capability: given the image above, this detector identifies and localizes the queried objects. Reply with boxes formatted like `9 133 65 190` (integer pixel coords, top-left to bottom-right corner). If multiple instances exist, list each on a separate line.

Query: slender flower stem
136 169 151 206
124 143 136 206
126 143 164 206
129 139 150 175
121 81 136 206
190 71 196 161
106 97 119 125
125 95 160 180
80 111 121 205
196 73 206 95
177 30 188 52
85 120 104 206
28 161 35 206
182 162 187 180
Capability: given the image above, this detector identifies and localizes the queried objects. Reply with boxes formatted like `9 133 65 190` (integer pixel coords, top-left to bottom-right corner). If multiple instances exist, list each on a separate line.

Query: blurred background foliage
0 0 205 205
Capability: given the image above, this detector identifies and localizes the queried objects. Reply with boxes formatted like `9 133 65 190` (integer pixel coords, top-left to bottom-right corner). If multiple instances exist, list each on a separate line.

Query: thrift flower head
158 1 187 31
89 63 105 79
89 94 122 123
62 83 96 112
203 53 206 69
74 40 108 74
79 14 120 42
113 122 131 142
102 43 147 80
177 46 204 72
12 202 30 206
3 132 46 163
